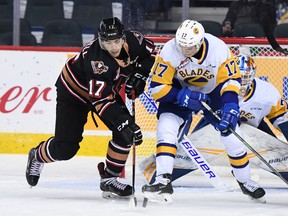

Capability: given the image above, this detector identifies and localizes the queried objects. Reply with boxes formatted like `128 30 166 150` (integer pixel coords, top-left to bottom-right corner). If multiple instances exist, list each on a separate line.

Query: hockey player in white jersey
237 54 288 138
141 20 266 203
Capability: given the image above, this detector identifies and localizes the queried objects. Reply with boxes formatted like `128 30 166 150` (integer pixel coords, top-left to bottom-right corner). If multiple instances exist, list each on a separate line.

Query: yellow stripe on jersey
151 55 175 85
243 81 255 102
216 56 241 95
150 55 176 101
151 84 172 101
266 101 287 121
216 57 241 85
198 39 207 64
220 79 241 95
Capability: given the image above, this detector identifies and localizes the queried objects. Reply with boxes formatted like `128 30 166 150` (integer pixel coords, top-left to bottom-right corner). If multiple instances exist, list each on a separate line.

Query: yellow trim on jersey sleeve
151 55 175 84
220 80 241 95
151 85 172 101
216 56 241 95
266 101 287 120
150 55 176 100
198 39 207 64
216 56 241 85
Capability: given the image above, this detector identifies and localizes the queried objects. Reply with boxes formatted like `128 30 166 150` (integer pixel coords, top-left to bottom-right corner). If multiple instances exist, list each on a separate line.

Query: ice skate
25 148 44 187
237 180 266 203
98 162 132 199
142 173 173 204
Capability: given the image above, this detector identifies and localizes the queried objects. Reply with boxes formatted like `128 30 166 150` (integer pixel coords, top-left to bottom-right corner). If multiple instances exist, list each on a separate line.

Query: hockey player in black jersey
25 17 156 199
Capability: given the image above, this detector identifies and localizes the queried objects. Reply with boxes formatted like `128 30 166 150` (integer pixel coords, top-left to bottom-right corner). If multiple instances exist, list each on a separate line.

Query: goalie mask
98 17 124 41
175 20 205 53
236 54 256 98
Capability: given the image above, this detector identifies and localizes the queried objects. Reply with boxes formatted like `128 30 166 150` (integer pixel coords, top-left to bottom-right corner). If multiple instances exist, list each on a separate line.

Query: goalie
141 53 288 198
141 20 266 203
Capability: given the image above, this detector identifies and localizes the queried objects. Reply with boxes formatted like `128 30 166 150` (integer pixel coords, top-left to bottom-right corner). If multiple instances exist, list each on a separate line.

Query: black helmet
98 17 124 40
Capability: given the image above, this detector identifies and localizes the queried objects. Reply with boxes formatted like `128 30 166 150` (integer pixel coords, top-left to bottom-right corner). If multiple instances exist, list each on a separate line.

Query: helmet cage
237 54 256 97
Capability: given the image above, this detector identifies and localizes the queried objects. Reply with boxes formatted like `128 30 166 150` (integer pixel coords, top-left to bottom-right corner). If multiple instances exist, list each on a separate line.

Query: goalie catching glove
176 87 210 112
125 66 148 99
114 114 143 146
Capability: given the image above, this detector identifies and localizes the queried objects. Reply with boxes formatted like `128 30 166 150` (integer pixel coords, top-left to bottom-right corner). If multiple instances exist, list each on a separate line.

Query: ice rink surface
1 154 288 216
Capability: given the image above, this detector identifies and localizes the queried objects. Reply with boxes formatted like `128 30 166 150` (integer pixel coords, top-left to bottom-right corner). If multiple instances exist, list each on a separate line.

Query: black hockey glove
115 115 143 146
125 72 147 99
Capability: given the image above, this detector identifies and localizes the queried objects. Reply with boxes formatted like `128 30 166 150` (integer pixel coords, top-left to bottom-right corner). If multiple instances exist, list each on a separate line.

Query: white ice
1 154 287 216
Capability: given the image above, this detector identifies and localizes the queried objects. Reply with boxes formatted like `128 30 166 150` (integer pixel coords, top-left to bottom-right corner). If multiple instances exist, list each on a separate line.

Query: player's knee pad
157 112 184 144
51 140 80 160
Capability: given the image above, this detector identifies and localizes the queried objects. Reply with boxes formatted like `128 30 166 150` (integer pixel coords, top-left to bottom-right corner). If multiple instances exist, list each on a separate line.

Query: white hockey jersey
150 33 241 102
239 78 287 127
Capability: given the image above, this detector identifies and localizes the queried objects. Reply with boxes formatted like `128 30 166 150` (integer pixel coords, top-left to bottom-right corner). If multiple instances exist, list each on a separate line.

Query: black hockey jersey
57 31 155 128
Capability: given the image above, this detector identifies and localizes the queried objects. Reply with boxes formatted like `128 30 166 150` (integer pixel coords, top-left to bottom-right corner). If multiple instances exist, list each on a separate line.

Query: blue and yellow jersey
150 33 241 103
239 78 287 128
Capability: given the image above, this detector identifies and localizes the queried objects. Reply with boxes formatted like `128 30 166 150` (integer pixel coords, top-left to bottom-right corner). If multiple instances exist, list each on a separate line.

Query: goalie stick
142 91 230 191
201 101 288 186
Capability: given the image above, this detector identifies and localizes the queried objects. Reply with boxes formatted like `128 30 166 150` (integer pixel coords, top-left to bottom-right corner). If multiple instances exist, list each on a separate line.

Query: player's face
101 38 124 57
180 45 198 57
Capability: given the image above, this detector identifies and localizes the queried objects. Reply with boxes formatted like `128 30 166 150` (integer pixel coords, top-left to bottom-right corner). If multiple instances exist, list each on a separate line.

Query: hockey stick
130 90 137 207
201 101 288 186
142 91 230 191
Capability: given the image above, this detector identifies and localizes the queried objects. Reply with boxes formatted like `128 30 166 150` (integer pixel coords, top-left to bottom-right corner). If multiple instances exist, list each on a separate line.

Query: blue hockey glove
176 87 210 112
216 102 240 133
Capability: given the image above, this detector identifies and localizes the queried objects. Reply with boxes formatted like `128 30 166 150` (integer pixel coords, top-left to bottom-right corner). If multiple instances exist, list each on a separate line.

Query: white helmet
236 54 256 97
175 20 205 50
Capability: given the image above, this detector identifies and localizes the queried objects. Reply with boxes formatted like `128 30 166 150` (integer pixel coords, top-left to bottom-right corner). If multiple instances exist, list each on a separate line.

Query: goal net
126 36 288 180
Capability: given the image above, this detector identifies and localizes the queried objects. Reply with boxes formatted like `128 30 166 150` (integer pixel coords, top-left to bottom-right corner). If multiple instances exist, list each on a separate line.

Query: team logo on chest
178 68 214 87
91 61 109 74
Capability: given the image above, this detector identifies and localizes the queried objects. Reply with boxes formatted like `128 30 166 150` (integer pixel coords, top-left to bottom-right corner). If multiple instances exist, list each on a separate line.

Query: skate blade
102 191 131 200
249 196 266 204
129 196 137 208
143 192 173 204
